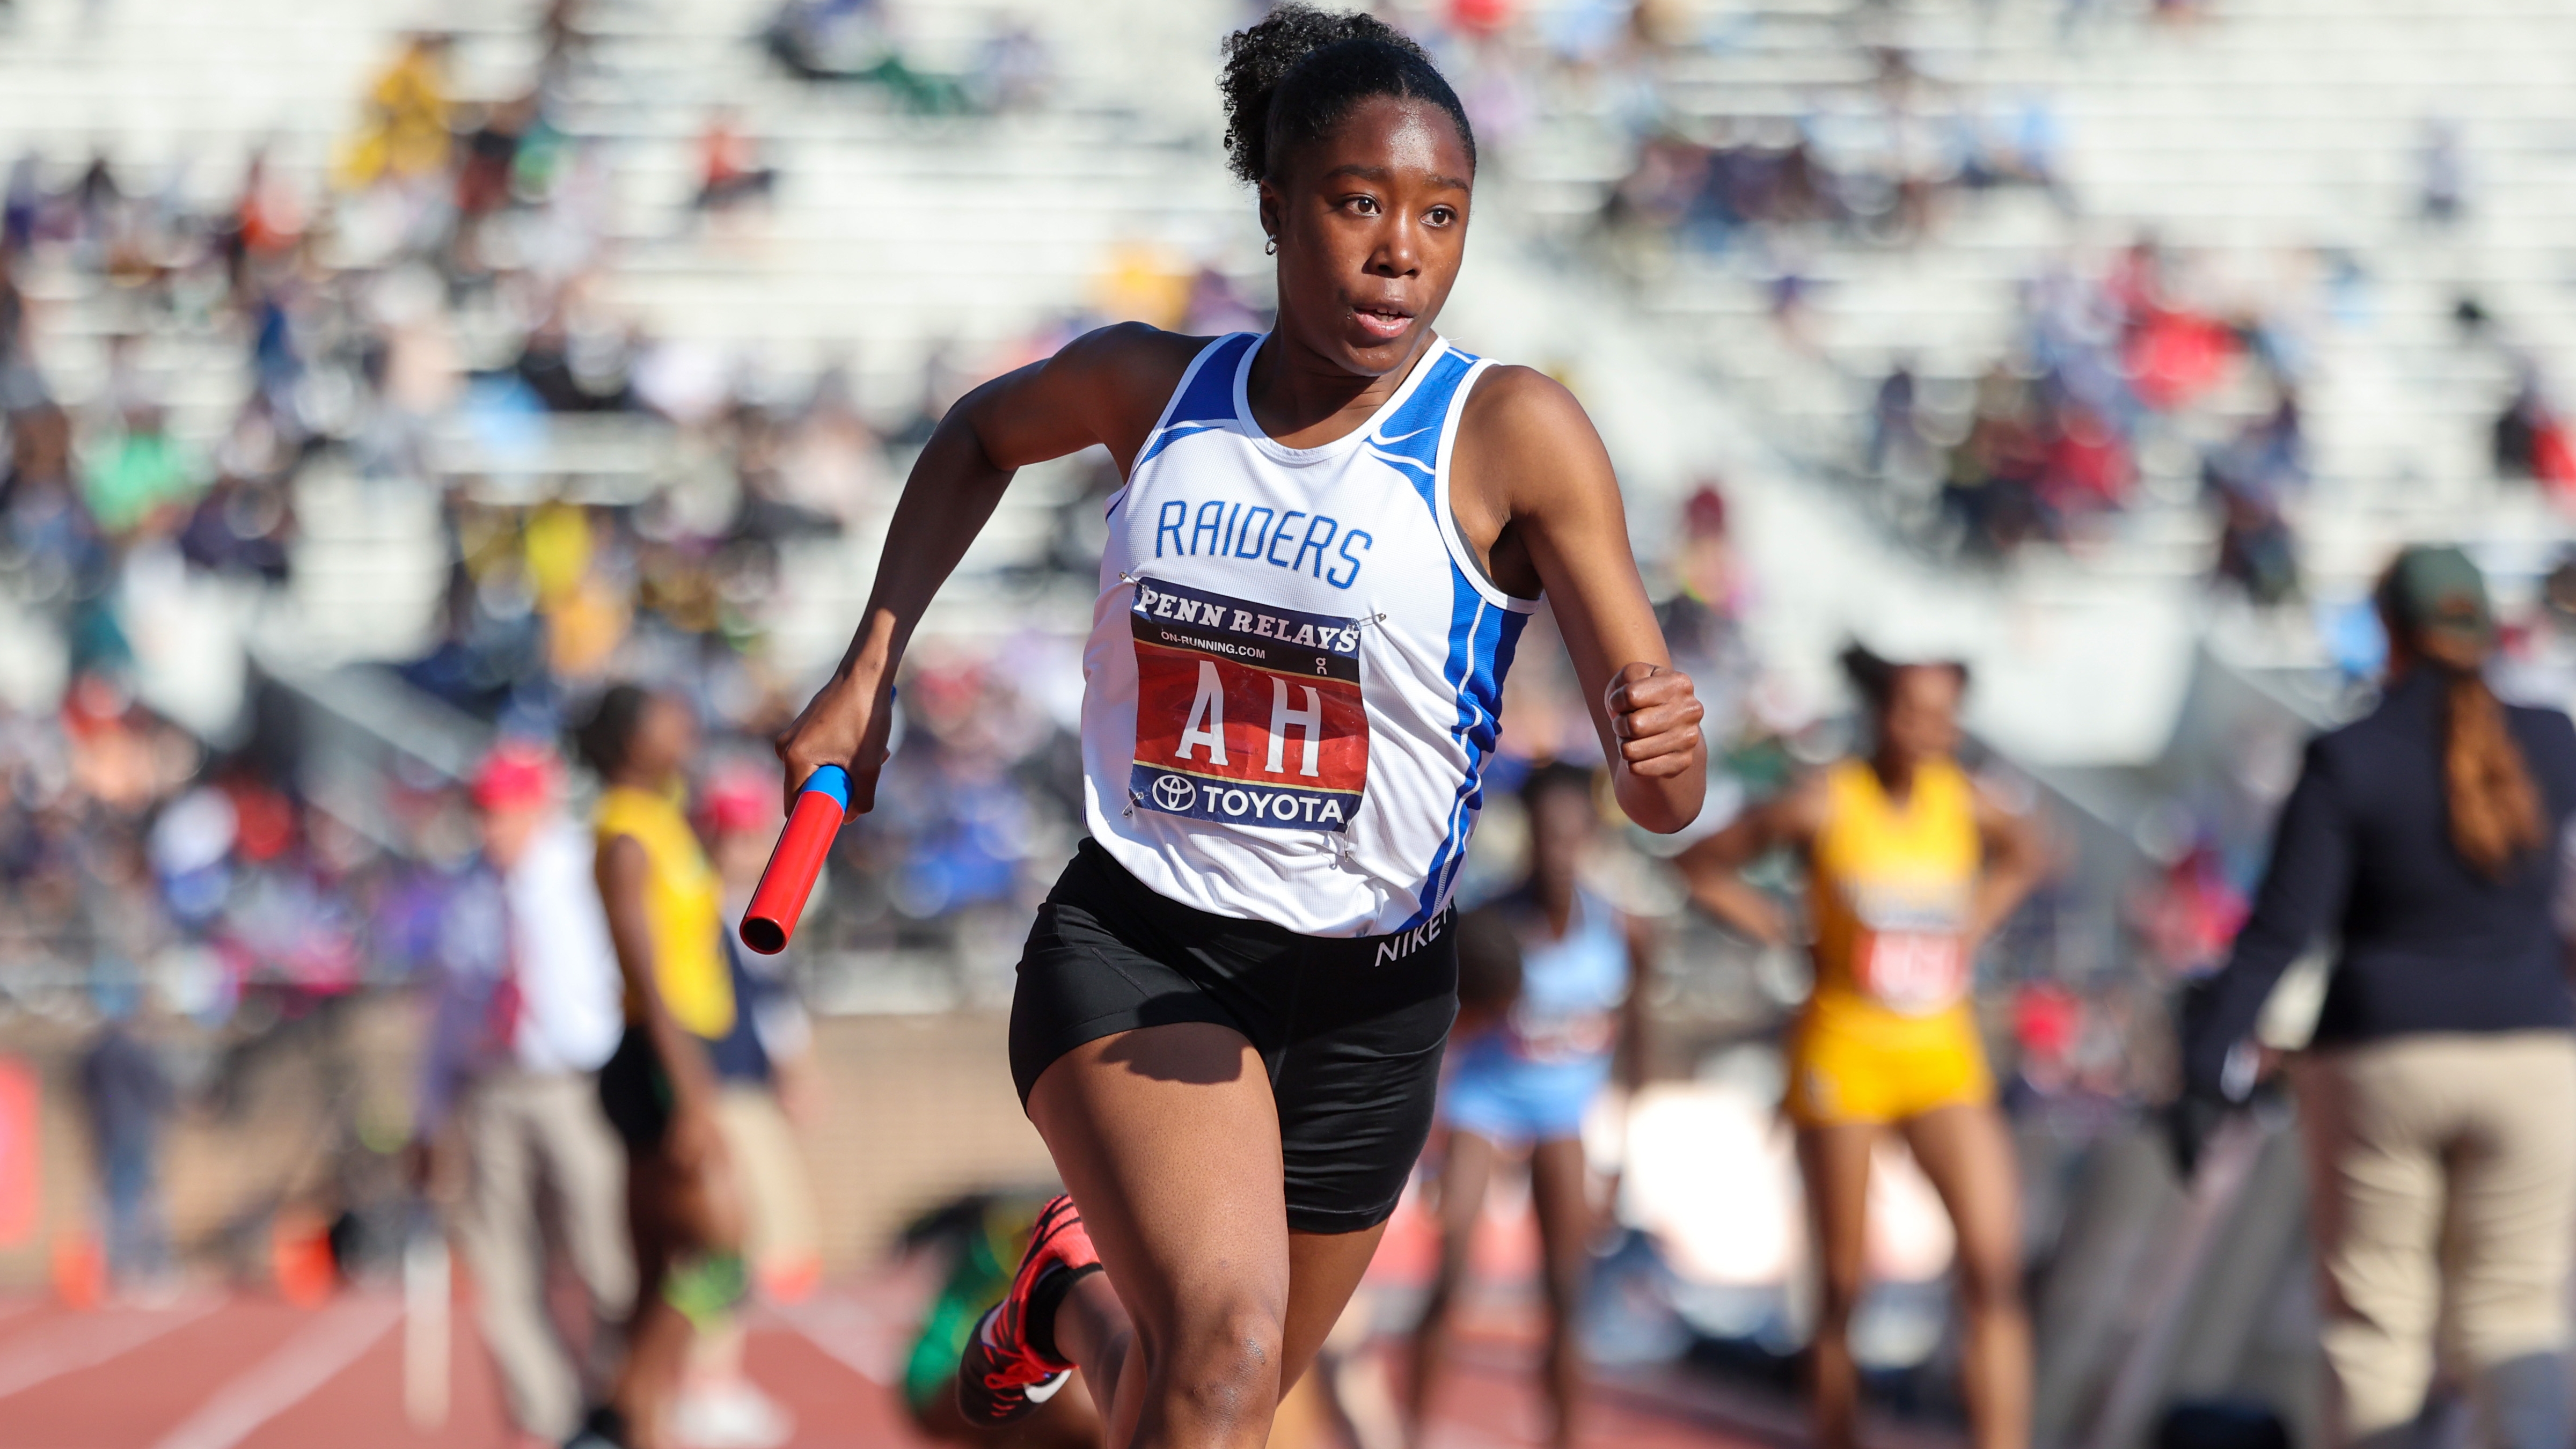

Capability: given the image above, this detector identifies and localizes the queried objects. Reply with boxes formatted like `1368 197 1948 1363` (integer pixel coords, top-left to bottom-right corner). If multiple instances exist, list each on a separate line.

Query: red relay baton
739 764 849 955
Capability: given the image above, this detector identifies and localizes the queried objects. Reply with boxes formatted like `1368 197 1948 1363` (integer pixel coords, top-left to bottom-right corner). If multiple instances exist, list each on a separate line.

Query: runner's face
1879 667 1962 769
629 694 701 784
1262 96 1472 377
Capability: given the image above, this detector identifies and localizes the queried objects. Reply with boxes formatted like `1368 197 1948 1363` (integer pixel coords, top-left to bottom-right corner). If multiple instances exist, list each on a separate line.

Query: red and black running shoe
956 1193 1101 1425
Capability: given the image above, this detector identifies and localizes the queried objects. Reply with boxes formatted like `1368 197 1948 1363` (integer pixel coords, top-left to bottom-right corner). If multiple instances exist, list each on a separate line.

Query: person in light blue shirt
1407 761 1652 1449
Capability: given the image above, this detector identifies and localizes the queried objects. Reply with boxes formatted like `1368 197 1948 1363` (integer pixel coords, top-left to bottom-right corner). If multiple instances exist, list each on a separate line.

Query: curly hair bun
1218 3 1475 187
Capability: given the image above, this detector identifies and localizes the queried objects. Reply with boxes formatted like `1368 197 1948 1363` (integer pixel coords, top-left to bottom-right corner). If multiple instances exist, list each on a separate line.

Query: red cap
1683 484 1729 538
2012 983 2083 1062
470 741 560 812
704 766 776 836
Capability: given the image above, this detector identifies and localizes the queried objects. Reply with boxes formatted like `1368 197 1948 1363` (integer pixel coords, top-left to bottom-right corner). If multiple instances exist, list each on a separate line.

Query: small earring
1264 236 1277 255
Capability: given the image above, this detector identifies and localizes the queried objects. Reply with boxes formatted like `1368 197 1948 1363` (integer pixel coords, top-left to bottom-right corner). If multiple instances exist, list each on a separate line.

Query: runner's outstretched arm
776 325 1199 813
1452 365 1706 832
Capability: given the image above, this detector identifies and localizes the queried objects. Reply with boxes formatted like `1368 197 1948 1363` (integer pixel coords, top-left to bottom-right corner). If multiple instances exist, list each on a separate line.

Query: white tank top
1080 331 1538 938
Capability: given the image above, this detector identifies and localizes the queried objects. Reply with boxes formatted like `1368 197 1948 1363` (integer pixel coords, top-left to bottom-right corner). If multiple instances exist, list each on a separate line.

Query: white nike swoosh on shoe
1024 1370 1073 1403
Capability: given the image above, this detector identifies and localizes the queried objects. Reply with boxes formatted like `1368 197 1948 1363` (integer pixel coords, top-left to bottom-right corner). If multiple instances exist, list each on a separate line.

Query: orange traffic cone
52 1231 105 1310
270 1209 338 1307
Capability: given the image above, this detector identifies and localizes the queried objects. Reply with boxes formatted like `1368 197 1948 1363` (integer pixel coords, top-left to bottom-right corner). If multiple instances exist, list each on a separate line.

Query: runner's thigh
1027 1022 1294 1349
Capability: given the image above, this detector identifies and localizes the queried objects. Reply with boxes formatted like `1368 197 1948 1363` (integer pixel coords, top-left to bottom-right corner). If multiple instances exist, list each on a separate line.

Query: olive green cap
2378 544 2493 652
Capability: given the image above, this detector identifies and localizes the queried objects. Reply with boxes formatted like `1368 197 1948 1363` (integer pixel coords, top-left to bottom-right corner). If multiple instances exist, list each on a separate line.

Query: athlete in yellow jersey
594 782 733 1041
1679 647 2043 1449
574 685 745 1449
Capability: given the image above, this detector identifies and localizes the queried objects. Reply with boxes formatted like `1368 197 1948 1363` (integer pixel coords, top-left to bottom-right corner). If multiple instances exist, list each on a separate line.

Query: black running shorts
598 1025 672 1152
1009 839 1459 1235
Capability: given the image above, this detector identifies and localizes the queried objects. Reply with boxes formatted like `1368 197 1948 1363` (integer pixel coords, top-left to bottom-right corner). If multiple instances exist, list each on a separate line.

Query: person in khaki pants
415 744 634 1446
2183 546 2576 1449
2293 1036 2576 1446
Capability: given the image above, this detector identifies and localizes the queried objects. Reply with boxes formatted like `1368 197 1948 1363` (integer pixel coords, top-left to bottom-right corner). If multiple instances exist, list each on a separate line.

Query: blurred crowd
0 0 1116 1018
762 0 1055 114
1861 236 2310 587
1597 65 2066 259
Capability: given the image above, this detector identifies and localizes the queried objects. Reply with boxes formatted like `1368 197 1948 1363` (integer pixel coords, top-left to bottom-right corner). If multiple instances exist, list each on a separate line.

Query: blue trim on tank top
1375 343 1516 931
1134 333 1259 469
1364 345 1476 503
1404 581 1525 931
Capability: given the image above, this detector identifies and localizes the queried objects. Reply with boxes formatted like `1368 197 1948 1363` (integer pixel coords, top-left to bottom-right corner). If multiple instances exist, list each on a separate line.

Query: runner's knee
1952 1236 2022 1317
1159 1298 1286 1428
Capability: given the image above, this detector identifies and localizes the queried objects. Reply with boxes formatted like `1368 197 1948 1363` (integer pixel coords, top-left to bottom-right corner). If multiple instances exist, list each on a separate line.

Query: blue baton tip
801 764 852 811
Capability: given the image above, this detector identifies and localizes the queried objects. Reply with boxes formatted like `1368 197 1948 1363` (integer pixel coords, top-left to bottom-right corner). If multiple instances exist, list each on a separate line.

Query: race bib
1854 931 1968 1015
1128 577 1368 832
1506 1005 1617 1066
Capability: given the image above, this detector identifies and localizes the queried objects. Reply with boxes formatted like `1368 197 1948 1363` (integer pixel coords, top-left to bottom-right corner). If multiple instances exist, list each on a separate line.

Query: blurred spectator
2204 395 2306 605
0 241 24 370
79 999 172 1296
413 743 633 1446
83 404 195 538
226 149 305 282
2420 118 2465 226
1656 484 1761 751
763 0 970 113
970 21 1052 113
763 0 892 83
2492 367 2576 494
511 311 639 414
2182 548 2576 1449
1409 767 1651 1449
1944 363 2048 556
692 109 778 215
176 473 295 582
2 153 38 253
2 401 107 605
579 684 757 1449
667 769 819 1448
1868 360 1921 481
337 33 455 191
2212 489 2299 606
2037 399 2131 524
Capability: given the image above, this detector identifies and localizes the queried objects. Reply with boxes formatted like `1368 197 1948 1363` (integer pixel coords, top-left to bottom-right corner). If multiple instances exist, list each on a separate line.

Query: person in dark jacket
2182 545 2576 1449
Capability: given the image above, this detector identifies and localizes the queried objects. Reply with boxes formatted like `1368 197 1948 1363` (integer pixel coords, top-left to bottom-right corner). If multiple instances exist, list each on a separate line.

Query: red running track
0 1285 1771 1449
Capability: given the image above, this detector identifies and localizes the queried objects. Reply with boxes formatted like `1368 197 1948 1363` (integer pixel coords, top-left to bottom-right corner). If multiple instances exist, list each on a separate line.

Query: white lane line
149 1295 402 1449
0 1303 218 1400
763 1297 906 1386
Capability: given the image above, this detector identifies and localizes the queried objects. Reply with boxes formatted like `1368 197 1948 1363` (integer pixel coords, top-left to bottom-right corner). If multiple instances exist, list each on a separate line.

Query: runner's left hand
1606 663 1703 779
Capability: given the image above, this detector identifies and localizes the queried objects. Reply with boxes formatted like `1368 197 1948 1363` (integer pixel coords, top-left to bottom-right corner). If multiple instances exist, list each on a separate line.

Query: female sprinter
772 9 1707 1448
574 685 747 1449
1676 647 2043 1449
1407 762 1652 1449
